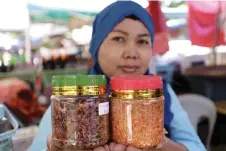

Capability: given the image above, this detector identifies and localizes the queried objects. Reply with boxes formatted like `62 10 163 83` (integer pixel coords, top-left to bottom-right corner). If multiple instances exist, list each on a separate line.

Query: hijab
88 1 173 136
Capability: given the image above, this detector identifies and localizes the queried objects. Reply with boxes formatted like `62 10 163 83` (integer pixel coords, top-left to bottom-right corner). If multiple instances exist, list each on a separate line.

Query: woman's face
98 18 152 77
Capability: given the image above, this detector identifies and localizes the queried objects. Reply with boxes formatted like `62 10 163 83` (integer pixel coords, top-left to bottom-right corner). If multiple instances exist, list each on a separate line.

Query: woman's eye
138 39 149 45
112 36 124 42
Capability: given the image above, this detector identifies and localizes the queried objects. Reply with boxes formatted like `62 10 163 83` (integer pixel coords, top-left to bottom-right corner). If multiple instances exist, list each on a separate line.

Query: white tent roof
0 0 148 31
29 0 149 12
0 0 29 31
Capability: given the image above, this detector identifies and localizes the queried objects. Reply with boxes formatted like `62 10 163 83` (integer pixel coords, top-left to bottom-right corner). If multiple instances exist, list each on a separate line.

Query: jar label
98 102 109 116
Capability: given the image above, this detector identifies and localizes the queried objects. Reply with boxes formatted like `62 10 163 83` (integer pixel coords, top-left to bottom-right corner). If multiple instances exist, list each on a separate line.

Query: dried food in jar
111 97 164 148
110 75 164 149
52 96 109 150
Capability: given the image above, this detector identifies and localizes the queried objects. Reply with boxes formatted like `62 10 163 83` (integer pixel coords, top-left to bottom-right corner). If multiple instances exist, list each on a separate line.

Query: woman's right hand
47 134 63 151
47 134 162 151
47 134 116 151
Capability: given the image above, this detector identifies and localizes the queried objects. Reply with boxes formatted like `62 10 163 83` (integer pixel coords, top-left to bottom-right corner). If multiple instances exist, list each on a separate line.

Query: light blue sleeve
167 85 206 151
28 106 52 151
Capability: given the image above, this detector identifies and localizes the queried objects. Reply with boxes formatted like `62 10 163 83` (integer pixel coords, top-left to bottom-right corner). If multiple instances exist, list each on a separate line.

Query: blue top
28 1 206 151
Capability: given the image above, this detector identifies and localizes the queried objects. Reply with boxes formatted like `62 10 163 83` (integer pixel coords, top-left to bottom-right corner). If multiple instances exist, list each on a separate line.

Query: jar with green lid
51 75 109 150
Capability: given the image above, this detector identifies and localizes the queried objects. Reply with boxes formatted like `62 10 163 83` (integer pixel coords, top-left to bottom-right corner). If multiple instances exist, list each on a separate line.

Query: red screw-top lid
110 75 163 90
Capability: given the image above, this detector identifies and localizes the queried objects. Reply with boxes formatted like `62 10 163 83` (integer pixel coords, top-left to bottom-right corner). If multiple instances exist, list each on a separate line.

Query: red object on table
146 1 169 55
0 78 30 103
0 78 47 124
187 1 226 47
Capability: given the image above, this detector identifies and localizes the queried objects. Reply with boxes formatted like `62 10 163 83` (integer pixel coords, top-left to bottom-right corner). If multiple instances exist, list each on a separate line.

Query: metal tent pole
25 7 31 64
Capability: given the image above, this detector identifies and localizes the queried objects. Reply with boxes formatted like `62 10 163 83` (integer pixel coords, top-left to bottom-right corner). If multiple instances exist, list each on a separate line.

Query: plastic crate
0 104 19 142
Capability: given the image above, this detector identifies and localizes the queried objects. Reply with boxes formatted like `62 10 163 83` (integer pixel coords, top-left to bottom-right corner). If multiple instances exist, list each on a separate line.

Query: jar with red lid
110 75 164 149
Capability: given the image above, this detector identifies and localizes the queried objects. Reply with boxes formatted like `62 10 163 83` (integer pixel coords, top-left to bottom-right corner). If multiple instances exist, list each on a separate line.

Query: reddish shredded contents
111 97 164 148
51 96 109 150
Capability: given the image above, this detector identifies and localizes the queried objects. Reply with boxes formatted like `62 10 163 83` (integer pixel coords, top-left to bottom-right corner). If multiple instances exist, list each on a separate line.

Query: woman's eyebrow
111 29 129 35
111 29 150 37
137 33 150 37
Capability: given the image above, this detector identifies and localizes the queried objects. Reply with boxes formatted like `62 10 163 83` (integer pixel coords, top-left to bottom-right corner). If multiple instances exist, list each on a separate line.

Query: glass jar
110 75 164 149
51 75 109 150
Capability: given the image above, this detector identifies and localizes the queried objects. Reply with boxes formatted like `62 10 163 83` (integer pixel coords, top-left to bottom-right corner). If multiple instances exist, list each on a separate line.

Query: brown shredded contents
110 97 164 149
51 96 109 150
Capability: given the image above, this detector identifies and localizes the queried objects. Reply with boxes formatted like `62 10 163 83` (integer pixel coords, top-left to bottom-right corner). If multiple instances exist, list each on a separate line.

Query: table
185 65 226 101
215 101 226 115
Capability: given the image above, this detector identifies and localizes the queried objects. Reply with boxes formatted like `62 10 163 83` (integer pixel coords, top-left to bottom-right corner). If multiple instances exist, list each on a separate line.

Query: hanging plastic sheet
187 1 226 47
146 0 169 55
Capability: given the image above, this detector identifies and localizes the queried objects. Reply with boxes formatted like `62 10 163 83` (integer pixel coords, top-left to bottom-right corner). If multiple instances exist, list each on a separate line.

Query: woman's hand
108 139 164 151
47 134 187 151
109 142 126 151
158 137 188 151
109 137 187 151
47 134 110 151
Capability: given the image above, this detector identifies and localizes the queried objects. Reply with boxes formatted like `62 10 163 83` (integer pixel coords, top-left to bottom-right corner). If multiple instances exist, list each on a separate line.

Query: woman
28 1 206 151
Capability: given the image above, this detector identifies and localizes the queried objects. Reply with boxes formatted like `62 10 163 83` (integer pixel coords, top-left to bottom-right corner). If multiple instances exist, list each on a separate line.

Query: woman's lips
119 65 139 73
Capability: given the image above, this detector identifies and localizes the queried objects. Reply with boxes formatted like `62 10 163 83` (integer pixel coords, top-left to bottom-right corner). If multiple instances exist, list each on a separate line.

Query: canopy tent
0 0 191 64
28 4 96 24
28 0 149 24
29 0 149 12
0 0 149 29
28 0 171 55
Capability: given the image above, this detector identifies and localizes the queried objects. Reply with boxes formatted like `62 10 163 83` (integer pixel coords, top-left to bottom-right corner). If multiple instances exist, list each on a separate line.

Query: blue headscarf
89 1 173 136
89 1 155 77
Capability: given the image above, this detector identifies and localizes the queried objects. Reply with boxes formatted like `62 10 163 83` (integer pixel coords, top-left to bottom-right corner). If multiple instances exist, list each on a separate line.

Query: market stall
183 1 226 145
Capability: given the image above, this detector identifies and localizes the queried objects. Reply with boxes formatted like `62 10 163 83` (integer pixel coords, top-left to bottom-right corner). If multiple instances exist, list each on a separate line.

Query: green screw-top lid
52 75 106 87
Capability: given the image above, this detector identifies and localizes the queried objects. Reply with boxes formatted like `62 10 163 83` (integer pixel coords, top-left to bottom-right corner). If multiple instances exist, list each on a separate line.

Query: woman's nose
122 44 139 59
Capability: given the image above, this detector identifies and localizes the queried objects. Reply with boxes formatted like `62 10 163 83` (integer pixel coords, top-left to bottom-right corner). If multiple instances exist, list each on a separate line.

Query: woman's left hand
108 137 166 151
156 136 188 151
109 136 188 151
127 136 167 151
